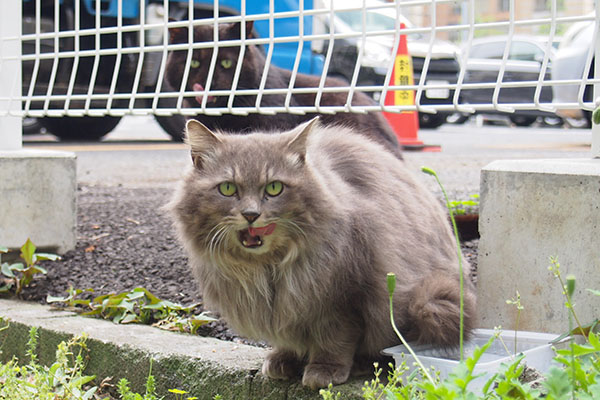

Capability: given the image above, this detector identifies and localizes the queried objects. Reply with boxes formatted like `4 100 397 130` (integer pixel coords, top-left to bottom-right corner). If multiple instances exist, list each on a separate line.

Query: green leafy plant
0 327 98 400
48 286 216 334
0 238 60 296
548 257 587 339
506 290 524 355
449 194 480 215
592 106 600 125
1 328 221 399
117 360 159 400
421 166 466 358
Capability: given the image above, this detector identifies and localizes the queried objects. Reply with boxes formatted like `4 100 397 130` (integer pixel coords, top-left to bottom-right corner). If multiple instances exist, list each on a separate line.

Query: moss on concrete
0 299 366 399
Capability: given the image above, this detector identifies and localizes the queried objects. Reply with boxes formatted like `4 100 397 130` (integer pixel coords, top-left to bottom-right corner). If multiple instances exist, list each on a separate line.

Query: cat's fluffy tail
405 273 476 347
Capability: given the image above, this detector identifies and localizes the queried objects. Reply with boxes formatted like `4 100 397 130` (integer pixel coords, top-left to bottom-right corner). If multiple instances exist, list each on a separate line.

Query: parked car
22 0 325 141
459 35 558 126
551 18 595 128
314 0 461 129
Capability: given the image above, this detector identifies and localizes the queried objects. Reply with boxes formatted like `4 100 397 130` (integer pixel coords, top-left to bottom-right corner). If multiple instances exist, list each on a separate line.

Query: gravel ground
18 184 479 345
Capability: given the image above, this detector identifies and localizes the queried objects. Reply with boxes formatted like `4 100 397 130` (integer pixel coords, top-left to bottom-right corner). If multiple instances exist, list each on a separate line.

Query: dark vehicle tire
447 113 470 124
23 117 43 135
509 115 537 127
419 112 447 129
155 115 186 142
39 116 121 141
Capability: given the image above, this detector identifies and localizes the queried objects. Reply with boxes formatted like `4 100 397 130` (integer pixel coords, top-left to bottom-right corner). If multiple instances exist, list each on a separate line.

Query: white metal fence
1 0 599 152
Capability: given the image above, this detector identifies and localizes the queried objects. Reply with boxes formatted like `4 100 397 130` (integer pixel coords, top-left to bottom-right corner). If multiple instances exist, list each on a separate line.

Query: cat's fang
239 229 263 248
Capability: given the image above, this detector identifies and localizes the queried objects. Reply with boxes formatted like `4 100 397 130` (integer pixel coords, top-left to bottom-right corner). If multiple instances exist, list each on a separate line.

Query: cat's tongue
192 83 205 104
248 223 276 237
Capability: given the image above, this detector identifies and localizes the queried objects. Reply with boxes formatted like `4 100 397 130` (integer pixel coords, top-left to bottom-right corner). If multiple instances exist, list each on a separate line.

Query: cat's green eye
220 59 233 69
190 59 200 68
218 182 237 197
265 181 283 197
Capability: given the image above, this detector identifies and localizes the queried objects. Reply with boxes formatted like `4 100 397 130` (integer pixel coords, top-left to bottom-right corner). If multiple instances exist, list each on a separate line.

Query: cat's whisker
208 224 229 263
281 219 308 242
205 222 228 246
213 226 232 267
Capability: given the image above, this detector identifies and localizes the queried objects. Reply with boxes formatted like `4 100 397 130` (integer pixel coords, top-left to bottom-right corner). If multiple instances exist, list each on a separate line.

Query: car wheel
155 115 186 141
39 116 121 141
541 116 564 127
446 113 470 124
509 115 537 127
418 112 447 129
23 117 44 135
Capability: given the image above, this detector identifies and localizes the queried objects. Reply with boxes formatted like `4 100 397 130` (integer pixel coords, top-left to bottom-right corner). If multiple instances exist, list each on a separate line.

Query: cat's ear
185 119 222 169
168 18 188 44
228 20 255 39
286 117 319 163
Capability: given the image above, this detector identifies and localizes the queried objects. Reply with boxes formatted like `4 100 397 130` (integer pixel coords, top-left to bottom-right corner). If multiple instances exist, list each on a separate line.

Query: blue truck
22 0 325 140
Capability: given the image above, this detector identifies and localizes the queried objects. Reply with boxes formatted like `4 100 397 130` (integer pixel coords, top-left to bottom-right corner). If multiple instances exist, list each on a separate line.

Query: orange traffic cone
383 24 438 151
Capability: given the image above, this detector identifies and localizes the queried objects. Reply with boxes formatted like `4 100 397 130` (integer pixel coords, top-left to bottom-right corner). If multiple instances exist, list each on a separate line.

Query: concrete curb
0 299 365 399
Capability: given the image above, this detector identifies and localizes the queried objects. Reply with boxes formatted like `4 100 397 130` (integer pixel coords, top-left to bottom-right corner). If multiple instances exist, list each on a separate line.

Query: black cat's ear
185 119 222 169
168 18 189 44
286 117 319 163
228 20 255 39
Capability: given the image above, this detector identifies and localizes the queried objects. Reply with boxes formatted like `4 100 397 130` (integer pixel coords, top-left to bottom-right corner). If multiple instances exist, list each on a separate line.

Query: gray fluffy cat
169 118 476 389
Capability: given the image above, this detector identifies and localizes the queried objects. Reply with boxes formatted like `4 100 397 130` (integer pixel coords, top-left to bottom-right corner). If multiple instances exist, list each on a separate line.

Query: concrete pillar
0 0 23 150
0 2 77 254
477 159 600 333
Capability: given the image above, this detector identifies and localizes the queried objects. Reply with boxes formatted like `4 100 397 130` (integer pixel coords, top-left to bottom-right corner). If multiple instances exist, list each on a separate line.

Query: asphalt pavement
23 115 594 200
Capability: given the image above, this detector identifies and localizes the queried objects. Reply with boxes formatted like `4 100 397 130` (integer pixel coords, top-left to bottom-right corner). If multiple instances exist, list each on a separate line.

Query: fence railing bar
150 0 171 113
413 0 437 116
491 0 515 114
63 0 82 112
255 0 277 115
83 0 102 114
127 0 147 112
227 0 248 115
533 0 558 113
344 0 367 114
9 76 599 103
313 0 335 115
452 0 476 114
14 12 593 46
283 0 307 115
23 0 42 115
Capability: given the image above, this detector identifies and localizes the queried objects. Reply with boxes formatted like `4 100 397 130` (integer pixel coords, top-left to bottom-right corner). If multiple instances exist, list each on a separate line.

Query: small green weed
0 327 98 400
0 239 60 296
592 106 600 125
48 286 216 334
449 194 480 215
0 327 221 399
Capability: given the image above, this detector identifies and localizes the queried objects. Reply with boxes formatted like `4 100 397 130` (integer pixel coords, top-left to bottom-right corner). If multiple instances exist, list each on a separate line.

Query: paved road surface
24 116 593 198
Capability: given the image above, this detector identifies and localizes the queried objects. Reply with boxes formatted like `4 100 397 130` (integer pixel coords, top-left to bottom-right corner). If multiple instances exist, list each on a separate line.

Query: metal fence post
593 0 600 158
0 1 23 150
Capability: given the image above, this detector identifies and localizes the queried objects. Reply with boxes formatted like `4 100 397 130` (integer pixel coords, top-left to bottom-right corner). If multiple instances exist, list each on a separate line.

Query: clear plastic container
382 329 560 391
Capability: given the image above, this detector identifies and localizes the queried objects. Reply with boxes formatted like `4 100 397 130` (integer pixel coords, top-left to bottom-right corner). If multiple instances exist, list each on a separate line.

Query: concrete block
477 158 600 334
0 149 77 254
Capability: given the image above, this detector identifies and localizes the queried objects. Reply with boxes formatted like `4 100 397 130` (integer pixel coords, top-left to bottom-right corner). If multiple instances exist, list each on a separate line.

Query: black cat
165 20 401 156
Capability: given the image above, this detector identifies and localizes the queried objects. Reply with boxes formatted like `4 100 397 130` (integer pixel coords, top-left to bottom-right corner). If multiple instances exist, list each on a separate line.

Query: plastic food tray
382 329 559 391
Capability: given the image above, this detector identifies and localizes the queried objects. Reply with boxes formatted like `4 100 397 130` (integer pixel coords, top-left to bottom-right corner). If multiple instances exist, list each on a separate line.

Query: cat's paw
262 350 303 380
302 363 351 389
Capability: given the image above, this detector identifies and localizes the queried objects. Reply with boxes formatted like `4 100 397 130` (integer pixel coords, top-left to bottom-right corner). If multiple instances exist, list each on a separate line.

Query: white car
551 18 595 127
459 35 558 127
314 0 462 128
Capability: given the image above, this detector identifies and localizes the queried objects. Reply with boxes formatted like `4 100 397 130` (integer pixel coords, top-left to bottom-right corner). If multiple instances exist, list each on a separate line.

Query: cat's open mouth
238 223 276 249
192 83 217 104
